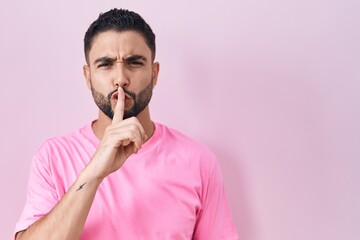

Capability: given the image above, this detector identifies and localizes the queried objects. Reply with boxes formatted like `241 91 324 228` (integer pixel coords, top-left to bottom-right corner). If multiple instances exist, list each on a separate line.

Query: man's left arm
193 155 239 240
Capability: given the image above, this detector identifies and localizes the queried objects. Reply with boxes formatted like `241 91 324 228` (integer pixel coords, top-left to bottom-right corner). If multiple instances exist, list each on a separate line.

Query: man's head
84 8 156 64
83 9 159 120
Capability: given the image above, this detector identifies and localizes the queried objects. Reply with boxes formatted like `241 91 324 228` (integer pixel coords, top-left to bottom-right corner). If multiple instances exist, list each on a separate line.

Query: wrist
78 165 105 187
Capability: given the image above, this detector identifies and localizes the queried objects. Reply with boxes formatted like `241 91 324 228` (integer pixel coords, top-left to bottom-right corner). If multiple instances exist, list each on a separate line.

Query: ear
151 62 160 87
83 65 92 90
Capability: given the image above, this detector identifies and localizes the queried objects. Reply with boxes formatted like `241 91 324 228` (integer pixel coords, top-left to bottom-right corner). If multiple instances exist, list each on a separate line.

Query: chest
82 162 202 239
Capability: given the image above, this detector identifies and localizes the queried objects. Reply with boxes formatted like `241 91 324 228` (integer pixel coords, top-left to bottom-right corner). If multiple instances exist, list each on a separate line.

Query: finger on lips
109 87 146 151
112 87 125 123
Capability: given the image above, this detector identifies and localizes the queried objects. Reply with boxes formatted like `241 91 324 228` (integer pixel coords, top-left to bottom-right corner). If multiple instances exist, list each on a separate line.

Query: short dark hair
84 8 156 64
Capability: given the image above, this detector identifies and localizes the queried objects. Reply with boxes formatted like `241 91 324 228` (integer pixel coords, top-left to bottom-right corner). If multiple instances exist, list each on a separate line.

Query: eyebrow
125 55 147 63
93 55 147 65
93 56 116 65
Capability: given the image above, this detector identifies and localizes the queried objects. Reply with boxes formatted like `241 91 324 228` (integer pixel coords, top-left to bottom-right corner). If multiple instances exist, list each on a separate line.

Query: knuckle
130 124 139 132
130 116 139 123
128 129 137 139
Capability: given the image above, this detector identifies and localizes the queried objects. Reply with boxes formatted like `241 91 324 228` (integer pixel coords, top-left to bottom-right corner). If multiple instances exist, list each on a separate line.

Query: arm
16 168 102 240
16 88 146 240
193 154 239 240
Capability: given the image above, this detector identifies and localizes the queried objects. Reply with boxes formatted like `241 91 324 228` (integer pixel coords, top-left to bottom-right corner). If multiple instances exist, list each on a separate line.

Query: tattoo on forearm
76 183 87 192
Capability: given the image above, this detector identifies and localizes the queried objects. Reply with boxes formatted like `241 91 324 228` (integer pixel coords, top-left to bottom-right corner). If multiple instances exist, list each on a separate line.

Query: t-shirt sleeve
193 151 239 240
14 142 59 236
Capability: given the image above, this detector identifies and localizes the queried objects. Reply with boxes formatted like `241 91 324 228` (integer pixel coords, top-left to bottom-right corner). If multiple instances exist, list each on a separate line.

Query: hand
88 87 146 180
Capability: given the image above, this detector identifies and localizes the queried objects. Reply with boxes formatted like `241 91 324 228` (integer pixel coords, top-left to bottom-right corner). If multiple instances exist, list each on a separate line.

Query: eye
128 60 143 67
98 62 112 68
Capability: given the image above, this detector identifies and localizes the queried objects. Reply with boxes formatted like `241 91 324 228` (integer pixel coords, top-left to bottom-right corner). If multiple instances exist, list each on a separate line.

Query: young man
15 9 239 240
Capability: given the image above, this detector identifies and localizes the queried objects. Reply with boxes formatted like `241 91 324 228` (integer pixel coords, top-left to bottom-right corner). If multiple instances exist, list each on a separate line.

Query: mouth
111 91 133 109
111 90 131 101
111 92 119 100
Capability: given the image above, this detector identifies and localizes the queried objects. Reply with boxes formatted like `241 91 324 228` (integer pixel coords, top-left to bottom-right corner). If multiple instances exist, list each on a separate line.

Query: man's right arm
16 88 146 240
16 167 103 240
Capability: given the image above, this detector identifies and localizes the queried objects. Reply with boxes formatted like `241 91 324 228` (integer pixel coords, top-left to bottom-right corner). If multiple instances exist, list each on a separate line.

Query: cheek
90 72 112 91
132 70 153 86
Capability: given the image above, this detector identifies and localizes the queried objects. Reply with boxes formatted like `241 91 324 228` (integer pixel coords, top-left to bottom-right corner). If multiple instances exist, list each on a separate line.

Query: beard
91 81 153 120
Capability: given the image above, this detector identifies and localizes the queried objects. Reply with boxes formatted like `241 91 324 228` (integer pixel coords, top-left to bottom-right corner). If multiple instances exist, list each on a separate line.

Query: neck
92 106 154 141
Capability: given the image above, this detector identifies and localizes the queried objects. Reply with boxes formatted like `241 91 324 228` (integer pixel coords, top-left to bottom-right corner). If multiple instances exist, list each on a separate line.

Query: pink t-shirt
15 122 238 239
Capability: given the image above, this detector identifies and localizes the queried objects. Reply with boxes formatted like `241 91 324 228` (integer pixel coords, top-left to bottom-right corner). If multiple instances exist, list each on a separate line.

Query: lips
112 91 131 101
112 92 119 100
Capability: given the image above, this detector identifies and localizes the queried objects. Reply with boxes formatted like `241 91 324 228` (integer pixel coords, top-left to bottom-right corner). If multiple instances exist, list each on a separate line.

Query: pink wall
1 0 359 239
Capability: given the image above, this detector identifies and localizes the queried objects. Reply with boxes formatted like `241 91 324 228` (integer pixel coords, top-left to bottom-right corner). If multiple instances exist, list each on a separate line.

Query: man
15 9 238 239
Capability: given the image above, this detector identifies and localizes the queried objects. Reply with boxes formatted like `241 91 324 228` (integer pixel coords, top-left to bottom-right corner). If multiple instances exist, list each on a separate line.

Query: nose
114 64 129 88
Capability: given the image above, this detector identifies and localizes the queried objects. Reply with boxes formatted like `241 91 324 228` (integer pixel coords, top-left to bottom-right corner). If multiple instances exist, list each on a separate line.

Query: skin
16 30 160 240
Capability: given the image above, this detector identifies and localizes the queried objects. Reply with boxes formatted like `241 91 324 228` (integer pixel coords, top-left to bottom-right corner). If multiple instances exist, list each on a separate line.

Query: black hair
84 8 156 64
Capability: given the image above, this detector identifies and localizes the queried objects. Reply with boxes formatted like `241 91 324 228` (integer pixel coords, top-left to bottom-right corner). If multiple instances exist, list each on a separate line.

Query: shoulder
154 122 218 166
34 122 96 161
156 123 212 149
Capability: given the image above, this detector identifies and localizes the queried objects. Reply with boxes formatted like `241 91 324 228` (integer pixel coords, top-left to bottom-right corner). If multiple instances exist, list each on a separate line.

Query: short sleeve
14 142 59 235
193 153 239 240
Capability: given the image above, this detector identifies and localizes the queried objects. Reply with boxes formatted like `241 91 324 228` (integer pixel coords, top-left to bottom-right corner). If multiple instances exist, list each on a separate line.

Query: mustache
107 87 136 100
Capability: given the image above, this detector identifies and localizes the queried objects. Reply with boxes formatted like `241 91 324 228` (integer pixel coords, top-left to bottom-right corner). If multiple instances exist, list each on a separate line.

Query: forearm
17 168 103 240
17 94 145 240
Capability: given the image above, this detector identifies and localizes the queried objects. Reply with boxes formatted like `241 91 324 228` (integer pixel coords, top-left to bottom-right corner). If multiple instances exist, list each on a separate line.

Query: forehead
88 30 151 63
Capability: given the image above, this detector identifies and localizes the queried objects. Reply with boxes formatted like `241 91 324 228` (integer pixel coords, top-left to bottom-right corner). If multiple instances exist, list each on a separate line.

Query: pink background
1 0 359 239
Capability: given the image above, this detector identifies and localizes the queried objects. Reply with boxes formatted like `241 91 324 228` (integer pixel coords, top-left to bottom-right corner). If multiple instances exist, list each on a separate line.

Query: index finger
112 87 125 123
